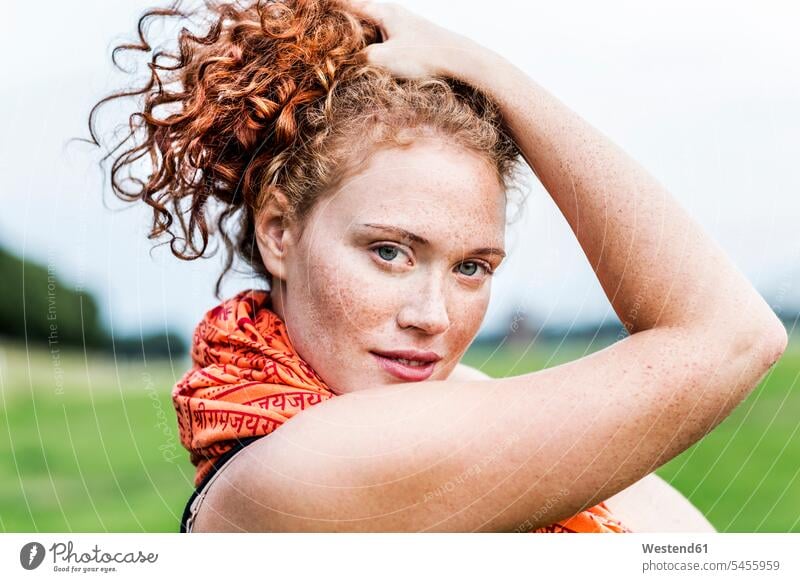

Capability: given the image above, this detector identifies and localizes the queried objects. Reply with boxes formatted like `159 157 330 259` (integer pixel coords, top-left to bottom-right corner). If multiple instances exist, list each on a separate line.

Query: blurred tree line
0 246 186 359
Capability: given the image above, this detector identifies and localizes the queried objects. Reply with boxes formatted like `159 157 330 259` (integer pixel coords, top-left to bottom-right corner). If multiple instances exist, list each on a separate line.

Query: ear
255 188 295 283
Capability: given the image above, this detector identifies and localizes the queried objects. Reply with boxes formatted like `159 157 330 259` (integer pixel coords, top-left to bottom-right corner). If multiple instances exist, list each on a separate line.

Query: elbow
758 318 788 368
723 312 788 377
742 313 788 371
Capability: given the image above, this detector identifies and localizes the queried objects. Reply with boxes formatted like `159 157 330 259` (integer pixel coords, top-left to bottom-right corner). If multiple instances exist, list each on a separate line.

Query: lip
370 350 441 382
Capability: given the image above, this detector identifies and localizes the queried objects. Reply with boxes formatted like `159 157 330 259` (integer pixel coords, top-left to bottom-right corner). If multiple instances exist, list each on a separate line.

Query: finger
346 1 394 37
358 42 388 67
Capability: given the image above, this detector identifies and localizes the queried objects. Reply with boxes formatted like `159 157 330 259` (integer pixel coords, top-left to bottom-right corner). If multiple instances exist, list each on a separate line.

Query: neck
268 278 288 322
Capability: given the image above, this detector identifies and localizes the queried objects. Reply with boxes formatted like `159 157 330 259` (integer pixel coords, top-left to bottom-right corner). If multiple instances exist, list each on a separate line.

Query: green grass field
1 336 798 532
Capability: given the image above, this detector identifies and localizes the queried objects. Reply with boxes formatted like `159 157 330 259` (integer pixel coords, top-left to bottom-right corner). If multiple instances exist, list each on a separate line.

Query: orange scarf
172 289 631 533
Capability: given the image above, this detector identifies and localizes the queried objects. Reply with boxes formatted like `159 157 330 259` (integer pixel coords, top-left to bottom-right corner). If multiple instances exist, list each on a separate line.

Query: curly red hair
87 0 522 297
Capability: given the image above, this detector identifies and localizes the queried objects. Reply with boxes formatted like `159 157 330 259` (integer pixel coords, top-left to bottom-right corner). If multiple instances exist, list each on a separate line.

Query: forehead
320 139 507 245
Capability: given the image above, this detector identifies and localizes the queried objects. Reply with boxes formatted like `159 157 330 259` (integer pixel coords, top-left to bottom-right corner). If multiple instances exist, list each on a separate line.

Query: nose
396 273 451 335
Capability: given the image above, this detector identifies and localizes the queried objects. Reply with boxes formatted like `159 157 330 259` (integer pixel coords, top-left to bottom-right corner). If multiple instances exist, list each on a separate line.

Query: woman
89 0 786 532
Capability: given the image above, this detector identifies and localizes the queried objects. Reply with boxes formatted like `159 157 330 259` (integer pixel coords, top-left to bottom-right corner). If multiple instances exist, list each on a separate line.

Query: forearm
446 49 784 346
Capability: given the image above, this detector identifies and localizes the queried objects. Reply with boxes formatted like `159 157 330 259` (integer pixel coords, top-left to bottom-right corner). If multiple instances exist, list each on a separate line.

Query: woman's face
266 137 507 394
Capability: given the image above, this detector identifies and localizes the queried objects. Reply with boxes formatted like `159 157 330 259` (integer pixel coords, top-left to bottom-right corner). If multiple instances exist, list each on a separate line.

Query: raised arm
194 3 787 533
449 52 779 343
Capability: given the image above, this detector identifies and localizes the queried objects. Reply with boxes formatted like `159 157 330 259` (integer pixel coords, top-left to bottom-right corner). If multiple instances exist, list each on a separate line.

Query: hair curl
86 0 525 298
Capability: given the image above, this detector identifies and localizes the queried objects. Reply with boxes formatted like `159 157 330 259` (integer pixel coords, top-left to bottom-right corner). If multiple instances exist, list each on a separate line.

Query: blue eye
459 262 479 276
376 245 400 261
457 261 492 278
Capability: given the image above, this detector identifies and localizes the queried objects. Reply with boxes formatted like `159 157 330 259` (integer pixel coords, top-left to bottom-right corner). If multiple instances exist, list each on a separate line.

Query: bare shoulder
188 401 449 532
604 473 716 532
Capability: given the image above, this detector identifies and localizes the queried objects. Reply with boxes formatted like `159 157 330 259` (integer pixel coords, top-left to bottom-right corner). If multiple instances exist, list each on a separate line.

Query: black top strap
179 436 264 532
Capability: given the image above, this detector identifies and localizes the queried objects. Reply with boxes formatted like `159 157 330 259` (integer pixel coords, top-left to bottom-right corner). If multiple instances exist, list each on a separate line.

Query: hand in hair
348 1 485 80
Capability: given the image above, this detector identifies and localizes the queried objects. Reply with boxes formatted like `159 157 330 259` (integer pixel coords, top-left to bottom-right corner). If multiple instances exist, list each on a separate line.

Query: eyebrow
359 223 507 258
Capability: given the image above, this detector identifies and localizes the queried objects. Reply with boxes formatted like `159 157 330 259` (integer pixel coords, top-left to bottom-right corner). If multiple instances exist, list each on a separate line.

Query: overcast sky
2 0 798 342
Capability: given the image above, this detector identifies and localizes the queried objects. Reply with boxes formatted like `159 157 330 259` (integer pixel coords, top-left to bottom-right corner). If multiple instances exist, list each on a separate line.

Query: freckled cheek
305 255 400 335
445 292 489 351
